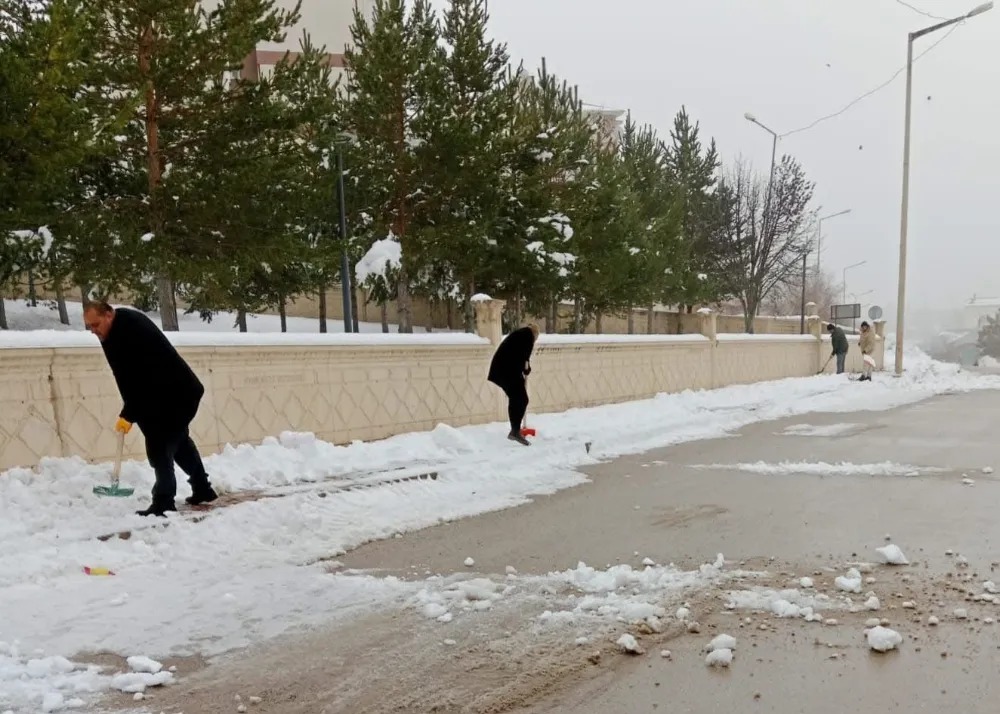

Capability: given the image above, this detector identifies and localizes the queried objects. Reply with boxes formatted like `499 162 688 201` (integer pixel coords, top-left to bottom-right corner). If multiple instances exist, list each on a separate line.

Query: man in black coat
488 324 539 446
84 301 218 516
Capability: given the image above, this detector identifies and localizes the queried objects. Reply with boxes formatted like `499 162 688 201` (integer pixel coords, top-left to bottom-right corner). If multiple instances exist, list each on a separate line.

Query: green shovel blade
93 484 135 497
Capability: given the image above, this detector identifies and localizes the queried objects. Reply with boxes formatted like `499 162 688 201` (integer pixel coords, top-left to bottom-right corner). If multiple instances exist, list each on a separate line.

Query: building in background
962 295 1000 330
583 105 625 151
202 0 375 81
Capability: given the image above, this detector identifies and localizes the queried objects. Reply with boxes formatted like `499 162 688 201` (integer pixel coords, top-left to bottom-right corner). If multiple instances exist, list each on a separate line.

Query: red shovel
520 376 536 437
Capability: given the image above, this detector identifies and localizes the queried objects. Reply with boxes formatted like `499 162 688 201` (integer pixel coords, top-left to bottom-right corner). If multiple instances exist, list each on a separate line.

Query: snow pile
875 544 909 565
616 634 643 654
125 656 161 674
725 587 837 621
706 634 736 652
705 648 733 667
406 556 739 641
355 234 402 285
696 461 939 477
533 556 728 630
781 423 858 437
413 577 508 622
866 626 902 652
0 643 172 712
833 568 861 593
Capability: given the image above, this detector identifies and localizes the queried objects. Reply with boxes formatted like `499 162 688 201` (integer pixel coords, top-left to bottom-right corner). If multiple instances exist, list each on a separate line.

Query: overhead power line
780 22 962 138
893 0 948 20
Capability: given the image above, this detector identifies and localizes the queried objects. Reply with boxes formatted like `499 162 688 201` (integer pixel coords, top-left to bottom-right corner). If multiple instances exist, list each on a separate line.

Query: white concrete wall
0 306 886 471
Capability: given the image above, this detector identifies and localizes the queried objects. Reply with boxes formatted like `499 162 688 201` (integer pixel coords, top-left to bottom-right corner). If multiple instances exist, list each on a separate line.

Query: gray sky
471 0 998 327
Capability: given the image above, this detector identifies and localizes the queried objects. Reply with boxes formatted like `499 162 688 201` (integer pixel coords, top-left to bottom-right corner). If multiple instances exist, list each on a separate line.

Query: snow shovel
817 355 833 375
520 375 536 438
93 431 134 498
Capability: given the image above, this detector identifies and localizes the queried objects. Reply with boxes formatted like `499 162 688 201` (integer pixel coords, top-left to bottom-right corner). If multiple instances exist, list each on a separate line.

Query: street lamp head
967 1 994 18
744 112 757 122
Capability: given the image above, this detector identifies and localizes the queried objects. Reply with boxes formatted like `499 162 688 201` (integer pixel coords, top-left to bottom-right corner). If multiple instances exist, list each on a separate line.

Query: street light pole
744 113 779 241
850 290 874 331
336 149 353 334
843 260 866 306
816 209 851 275
800 251 808 335
802 209 851 334
894 1 993 375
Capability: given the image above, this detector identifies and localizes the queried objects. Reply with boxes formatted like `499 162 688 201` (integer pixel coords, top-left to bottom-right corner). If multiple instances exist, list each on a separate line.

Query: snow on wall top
0 330 488 350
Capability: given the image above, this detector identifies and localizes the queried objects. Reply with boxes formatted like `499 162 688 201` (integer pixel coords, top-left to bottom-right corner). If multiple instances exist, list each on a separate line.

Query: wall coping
537 334 709 345
0 329 489 350
716 334 817 343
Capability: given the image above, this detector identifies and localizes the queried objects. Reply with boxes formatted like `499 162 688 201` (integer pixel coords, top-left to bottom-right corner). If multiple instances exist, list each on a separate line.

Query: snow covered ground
1 348 998 712
1 298 439 334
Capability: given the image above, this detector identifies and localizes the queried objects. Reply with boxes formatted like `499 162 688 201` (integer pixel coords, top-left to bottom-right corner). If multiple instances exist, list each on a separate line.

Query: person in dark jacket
84 301 218 516
827 323 850 375
488 324 539 446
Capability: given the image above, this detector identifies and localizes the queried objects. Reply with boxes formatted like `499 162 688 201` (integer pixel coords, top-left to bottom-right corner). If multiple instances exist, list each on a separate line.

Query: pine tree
617 114 680 332
566 142 642 332
421 0 517 321
82 0 302 329
665 107 724 308
0 0 105 324
344 0 443 332
498 62 593 330
179 35 340 331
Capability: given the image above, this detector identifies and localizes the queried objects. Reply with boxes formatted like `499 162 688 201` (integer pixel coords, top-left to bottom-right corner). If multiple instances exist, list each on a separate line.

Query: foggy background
456 0 998 340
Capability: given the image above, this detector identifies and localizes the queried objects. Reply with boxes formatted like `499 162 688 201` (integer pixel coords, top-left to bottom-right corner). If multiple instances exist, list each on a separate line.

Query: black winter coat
101 308 205 432
488 327 536 390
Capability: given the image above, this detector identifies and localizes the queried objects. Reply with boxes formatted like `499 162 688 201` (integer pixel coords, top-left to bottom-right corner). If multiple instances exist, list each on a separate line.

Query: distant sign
831 303 861 320
868 305 883 320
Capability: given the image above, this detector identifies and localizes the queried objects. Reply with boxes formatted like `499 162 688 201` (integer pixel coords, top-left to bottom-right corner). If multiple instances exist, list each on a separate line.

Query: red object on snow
520 427 536 437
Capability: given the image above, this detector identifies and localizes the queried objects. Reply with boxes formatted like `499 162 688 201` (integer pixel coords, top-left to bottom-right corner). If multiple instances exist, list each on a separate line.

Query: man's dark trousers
503 380 529 434
143 424 211 502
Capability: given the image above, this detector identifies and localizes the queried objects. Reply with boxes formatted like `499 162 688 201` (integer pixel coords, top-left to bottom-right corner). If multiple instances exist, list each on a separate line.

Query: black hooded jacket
101 308 205 432
488 327 536 391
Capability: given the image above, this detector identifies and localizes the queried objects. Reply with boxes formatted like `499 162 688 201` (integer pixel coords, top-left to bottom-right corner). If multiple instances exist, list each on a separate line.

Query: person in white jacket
858 321 876 382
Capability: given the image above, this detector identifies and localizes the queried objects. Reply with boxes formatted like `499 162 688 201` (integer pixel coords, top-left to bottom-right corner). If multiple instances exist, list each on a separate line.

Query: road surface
118 389 1000 714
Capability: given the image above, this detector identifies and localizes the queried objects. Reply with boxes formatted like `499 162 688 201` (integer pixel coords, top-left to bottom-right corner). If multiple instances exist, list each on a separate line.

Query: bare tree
766 266 840 318
715 156 815 332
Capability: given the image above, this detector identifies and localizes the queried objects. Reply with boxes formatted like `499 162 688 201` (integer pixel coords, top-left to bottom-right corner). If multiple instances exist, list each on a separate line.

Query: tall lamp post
744 112 779 237
894 1 994 375
335 149 352 334
816 209 851 275
842 260 867 307
851 290 874 331
334 131 358 334
802 209 852 333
